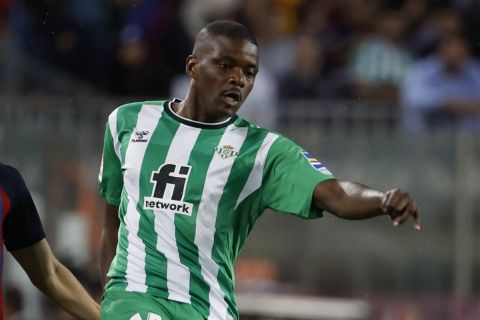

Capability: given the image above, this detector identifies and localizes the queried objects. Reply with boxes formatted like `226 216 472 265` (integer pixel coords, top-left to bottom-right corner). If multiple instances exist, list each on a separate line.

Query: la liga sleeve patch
300 151 332 175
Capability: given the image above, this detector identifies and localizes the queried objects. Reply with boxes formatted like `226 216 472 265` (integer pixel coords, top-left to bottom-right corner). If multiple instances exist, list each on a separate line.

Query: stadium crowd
1 0 480 131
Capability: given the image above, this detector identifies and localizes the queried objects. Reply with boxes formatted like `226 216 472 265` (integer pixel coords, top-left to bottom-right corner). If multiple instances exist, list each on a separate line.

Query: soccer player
99 20 420 320
0 163 100 319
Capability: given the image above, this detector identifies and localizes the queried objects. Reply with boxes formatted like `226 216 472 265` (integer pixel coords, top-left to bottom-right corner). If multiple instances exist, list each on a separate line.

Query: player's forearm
13 240 100 319
34 260 100 320
314 180 385 219
335 181 385 219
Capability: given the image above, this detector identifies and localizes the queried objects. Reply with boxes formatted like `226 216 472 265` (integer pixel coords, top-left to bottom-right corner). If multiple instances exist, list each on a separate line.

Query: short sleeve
1 166 45 251
98 116 124 206
261 136 336 219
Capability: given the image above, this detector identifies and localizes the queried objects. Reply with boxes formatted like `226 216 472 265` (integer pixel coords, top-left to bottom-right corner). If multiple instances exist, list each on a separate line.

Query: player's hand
381 189 420 230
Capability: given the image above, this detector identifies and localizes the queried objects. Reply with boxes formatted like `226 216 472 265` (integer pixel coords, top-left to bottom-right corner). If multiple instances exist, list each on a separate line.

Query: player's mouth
221 88 242 106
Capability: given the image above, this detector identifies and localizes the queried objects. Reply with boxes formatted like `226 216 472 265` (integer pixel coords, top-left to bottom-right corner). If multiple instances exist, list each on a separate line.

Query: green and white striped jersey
98 100 335 320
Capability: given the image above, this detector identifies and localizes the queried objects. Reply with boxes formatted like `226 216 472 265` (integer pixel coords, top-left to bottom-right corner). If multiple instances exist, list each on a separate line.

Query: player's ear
186 55 198 78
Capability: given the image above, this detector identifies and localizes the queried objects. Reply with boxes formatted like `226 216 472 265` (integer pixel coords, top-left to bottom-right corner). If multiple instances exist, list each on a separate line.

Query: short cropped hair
203 20 258 47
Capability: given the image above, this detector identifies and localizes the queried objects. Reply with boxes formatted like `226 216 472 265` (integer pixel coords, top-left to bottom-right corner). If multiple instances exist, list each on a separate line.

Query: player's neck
171 97 229 124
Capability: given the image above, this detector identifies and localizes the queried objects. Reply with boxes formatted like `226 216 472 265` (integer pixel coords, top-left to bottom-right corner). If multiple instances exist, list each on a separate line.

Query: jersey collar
164 99 238 129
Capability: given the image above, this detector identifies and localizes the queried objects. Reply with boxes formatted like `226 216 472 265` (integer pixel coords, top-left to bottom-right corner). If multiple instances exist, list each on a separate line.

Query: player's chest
122 130 256 203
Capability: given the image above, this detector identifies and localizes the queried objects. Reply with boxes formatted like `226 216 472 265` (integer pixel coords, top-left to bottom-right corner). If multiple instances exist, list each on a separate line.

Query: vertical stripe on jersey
194 125 248 320
154 124 201 302
139 113 178 296
123 104 164 292
236 133 278 208
212 126 271 320
178 128 225 317
108 108 123 163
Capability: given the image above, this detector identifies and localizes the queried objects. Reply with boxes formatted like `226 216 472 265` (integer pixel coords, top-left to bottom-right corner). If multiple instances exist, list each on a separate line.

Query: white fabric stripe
235 133 278 209
124 104 164 292
154 124 201 303
194 125 249 320
108 108 123 163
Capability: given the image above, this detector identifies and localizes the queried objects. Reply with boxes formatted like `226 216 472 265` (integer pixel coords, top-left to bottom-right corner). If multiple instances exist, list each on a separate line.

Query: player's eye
218 63 230 70
246 70 256 79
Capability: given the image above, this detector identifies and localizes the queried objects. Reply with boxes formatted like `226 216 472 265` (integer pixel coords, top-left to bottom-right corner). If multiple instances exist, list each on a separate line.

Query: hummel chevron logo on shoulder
132 130 150 142
215 145 240 159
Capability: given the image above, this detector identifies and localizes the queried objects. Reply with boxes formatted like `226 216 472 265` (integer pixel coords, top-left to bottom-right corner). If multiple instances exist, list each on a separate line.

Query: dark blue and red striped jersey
0 163 46 318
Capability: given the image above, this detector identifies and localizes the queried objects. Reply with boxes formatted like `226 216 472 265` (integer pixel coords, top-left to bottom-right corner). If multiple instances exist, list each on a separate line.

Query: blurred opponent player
99 20 420 320
0 163 100 319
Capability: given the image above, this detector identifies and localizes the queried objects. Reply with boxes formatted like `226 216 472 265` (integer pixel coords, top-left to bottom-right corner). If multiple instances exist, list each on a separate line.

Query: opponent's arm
100 201 120 288
313 179 420 229
11 239 100 320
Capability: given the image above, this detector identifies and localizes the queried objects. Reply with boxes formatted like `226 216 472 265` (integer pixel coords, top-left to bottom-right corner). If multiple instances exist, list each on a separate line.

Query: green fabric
101 290 206 320
262 135 336 219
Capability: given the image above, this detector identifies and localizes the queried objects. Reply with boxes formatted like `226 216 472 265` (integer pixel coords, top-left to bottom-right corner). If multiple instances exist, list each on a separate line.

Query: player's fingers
412 205 421 231
384 189 409 219
393 199 420 230
382 189 402 217
392 198 413 226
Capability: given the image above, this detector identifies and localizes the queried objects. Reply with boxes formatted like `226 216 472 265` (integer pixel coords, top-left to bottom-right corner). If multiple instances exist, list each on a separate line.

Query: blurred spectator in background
409 8 464 58
8 0 114 91
114 0 191 97
341 0 381 41
458 0 480 57
180 0 239 38
238 0 298 79
296 0 353 80
349 9 412 103
401 33 480 132
278 34 348 99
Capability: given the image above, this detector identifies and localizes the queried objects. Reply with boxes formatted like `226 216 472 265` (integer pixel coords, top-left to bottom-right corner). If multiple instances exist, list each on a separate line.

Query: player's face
188 36 259 121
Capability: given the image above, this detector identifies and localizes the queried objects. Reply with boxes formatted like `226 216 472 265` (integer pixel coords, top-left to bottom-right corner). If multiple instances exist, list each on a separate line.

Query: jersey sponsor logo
300 151 332 175
215 144 240 159
144 163 193 215
132 130 150 142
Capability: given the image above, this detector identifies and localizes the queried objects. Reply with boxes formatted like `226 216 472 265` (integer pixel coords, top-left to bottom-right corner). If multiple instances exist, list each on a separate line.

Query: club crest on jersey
132 130 149 142
215 145 240 159
301 151 332 175
144 163 193 216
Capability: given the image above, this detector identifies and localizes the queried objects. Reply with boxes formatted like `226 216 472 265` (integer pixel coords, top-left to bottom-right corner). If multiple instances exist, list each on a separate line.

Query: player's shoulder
0 163 26 197
237 119 291 145
109 100 168 118
235 116 279 136
268 134 300 154
0 163 22 182
234 117 296 150
251 126 302 156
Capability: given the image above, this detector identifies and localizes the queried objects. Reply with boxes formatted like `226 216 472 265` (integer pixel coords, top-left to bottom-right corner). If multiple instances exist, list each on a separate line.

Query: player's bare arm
313 179 420 229
11 239 100 320
100 201 120 287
